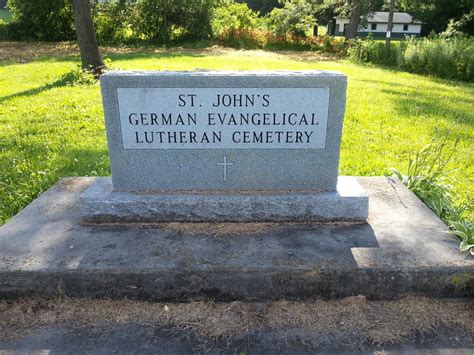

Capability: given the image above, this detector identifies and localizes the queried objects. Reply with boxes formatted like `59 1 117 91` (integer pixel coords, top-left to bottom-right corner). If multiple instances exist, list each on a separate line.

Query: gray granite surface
80 176 369 222
100 70 347 191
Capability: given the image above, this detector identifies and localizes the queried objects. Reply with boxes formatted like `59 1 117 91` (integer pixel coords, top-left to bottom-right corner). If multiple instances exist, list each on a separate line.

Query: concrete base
0 177 473 301
80 176 369 223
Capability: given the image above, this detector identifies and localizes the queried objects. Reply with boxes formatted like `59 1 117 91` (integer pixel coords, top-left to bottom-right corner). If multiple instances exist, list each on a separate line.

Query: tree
236 0 282 14
345 0 361 38
7 0 74 41
400 0 474 34
312 0 345 25
385 0 394 46
304 0 383 38
133 0 215 44
348 0 385 38
71 0 106 76
267 0 317 36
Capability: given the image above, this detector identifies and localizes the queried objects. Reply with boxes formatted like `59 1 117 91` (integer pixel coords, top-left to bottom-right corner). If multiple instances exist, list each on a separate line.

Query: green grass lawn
0 46 473 225
0 9 12 23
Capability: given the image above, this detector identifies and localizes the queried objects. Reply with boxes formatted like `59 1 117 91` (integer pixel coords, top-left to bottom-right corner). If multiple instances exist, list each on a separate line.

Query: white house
331 12 422 38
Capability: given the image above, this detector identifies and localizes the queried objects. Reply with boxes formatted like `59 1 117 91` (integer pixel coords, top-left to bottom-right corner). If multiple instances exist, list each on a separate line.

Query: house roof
368 12 422 24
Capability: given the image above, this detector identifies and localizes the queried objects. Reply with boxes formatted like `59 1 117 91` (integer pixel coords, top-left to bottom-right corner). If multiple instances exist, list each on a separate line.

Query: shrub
92 0 133 45
264 34 347 53
348 36 474 82
211 1 263 47
401 36 473 81
133 0 214 44
6 0 74 41
266 0 315 37
222 28 270 49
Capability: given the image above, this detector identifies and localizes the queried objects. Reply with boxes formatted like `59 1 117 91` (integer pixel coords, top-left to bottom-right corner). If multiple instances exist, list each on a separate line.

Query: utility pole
385 0 395 47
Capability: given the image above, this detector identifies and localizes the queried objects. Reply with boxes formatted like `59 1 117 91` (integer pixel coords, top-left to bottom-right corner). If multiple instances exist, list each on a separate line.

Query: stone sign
80 70 369 222
118 87 329 150
100 71 347 191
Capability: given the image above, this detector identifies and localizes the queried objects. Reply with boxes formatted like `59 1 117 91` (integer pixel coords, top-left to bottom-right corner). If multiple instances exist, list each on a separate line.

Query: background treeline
3 0 473 44
4 0 215 43
1 0 473 81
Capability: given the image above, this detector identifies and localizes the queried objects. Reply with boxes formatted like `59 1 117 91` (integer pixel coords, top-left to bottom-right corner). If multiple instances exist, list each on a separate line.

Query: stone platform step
0 177 472 301
80 176 369 223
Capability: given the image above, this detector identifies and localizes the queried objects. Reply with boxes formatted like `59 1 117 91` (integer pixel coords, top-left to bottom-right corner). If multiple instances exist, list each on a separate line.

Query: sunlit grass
0 48 472 224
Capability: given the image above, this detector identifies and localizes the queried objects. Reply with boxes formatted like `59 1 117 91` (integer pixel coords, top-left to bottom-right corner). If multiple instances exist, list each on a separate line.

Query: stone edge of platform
79 176 369 223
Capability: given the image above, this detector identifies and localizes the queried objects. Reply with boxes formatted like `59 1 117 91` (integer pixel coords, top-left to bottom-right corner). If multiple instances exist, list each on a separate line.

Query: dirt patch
0 41 79 63
1 296 473 346
0 41 340 64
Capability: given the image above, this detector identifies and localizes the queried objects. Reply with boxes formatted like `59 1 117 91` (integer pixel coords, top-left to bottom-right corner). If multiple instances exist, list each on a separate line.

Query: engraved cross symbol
216 155 233 182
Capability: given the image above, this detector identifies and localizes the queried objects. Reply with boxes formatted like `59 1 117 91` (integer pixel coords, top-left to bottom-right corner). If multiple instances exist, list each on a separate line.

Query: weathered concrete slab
79 176 369 223
0 177 472 301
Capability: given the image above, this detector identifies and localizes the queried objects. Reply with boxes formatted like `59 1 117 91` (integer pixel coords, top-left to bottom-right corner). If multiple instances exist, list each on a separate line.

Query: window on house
371 23 377 30
403 24 409 31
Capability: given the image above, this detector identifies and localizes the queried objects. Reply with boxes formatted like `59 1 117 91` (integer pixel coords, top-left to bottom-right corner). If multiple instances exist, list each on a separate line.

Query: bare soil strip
0 41 340 63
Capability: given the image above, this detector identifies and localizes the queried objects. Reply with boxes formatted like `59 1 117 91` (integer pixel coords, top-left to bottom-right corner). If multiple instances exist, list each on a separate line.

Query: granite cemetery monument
80 70 369 222
0 70 471 301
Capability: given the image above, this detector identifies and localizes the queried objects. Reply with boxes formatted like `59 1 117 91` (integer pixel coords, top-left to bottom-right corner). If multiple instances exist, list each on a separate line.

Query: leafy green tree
133 0 215 43
92 0 132 45
236 0 281 14
267 0 316 36
211 1 261 36
312 0 345 26
7 0 75 40
333 0 383 38
441 9 474 37
400 0 474 34
276 0 383 38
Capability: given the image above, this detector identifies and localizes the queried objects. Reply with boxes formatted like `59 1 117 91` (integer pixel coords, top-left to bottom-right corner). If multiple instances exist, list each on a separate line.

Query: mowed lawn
0 46 473 224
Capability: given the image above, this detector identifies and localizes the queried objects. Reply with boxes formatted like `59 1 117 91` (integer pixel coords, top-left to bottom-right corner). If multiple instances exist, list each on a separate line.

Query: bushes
93 1 132 45
6 0 75 41
211 1 264 48
401 36 473 81
133 0 214 43
5 0 215 45
210 1 347 53
266 0 315 37
348 36 474 81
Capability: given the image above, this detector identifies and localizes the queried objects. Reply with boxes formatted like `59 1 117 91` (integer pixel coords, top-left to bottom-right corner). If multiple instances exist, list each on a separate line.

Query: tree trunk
330 18 336 36
385 0 395 47
71 0 106 76
345 1 361 39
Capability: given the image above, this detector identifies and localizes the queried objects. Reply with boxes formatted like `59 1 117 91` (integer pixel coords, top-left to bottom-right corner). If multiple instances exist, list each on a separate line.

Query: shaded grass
1 296 473 346
0 46 473 224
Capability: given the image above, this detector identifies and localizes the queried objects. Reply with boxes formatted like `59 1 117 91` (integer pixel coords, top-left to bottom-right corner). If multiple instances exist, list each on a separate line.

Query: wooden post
385 0 395 47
